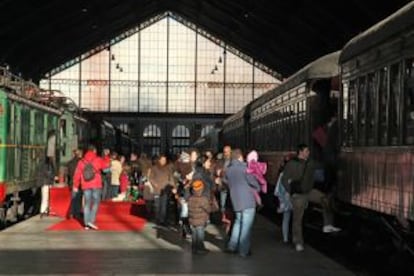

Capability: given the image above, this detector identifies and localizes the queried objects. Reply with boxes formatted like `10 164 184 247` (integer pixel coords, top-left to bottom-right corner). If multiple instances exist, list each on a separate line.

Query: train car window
60 119 67 138
34 112 44 144
6 101 13 143
6 102 13 179
404 58 414 144
287 105 292 150
348 81 357 146
378 67 389 146
283 107 288 148
293 103 298 147
357 77 367 146
299 100 305 143
389 63 401 145
366 73 376 146
275 111 280 151
342 83 349 146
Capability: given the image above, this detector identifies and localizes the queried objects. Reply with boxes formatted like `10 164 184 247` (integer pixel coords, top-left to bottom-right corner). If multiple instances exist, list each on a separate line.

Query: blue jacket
224 159 260 212
274 172 292 213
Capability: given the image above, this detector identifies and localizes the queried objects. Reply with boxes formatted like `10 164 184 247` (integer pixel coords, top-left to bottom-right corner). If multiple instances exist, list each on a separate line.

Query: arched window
172 125 190 154
201 125 214 137
143 124 161 156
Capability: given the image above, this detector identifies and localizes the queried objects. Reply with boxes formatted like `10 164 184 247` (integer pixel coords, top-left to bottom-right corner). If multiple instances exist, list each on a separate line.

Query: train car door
308 78 339 161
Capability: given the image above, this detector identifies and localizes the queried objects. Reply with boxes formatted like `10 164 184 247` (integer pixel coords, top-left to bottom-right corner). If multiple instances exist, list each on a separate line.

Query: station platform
0 203 354 275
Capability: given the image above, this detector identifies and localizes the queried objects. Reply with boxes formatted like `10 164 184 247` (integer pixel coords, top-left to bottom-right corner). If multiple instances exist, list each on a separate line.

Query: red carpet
49 187 71 218
47 201 147 232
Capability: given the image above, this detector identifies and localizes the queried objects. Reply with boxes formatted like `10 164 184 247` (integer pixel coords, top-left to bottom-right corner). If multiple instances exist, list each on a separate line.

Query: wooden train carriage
222 105 250 151
338 2 414 223
0 87 60 207
192 128 222 154
249 51 340 189
89 119 116 154
115 128 132 157
102 120 116 152
131 139 139 155
74 114 90 151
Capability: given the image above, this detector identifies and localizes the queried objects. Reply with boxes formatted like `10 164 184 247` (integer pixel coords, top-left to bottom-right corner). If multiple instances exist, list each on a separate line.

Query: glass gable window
110 33 139 112
40 13 280 114
81 50 110 111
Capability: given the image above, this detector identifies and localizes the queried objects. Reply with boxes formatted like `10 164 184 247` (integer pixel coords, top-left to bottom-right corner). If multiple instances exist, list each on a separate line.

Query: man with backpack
73 145 109 230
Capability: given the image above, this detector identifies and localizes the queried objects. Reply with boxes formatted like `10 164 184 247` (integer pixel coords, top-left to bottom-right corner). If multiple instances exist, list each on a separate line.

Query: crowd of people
63 142 341 256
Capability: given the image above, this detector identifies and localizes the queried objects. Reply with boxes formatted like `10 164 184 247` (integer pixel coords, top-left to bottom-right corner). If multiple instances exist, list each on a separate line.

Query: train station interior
1 1 414 275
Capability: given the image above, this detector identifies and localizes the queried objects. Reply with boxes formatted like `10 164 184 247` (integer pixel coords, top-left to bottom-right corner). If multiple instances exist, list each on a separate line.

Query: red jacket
103 154 111 168
73 151 108 190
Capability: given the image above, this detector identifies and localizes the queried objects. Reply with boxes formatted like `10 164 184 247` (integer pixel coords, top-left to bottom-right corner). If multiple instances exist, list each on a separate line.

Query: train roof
252 51 340 109
223 105 249 125
340 2 414 63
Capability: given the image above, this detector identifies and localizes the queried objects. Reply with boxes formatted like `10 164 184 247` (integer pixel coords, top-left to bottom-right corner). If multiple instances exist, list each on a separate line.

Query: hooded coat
73 151 108 190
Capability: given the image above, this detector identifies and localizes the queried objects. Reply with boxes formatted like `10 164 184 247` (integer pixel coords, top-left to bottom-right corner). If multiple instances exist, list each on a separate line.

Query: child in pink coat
246 150 267 207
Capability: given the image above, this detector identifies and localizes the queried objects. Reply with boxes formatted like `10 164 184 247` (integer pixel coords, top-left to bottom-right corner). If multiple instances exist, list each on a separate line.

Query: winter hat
192 180 204 191
247 150 258 163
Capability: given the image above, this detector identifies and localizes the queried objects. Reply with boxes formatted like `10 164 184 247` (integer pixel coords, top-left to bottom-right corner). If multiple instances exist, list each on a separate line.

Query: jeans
191 226 206 252
227 207 256 256
282 210 292 242
70 190 83 219
220 190 228 212
83 188 101 226
154 193 168 225
101 173 111 200
111 185 120 198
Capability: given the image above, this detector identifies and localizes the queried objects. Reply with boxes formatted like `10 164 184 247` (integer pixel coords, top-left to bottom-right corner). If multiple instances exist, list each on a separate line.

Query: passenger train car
0 68 136 226
338 2 414 230
222 105 251 150
222 2 414 250
192 127 223 154
223 51 340 189
115 128 135 157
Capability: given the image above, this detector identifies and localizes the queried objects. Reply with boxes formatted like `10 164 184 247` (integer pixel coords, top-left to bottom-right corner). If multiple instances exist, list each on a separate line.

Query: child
112 164 130 202
274 154 293 243
246 150 267 208
188 180 211 255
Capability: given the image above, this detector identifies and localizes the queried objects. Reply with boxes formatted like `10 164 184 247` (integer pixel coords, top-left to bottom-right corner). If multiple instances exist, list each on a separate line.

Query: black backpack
82 160 96 181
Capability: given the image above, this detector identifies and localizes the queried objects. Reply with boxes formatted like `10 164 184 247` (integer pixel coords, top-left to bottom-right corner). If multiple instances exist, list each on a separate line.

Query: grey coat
224 160 260 212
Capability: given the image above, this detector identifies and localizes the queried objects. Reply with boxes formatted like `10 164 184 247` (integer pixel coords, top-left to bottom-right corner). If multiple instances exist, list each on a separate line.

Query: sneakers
87 223 99 230
295 244 304 252
323 225 341 233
